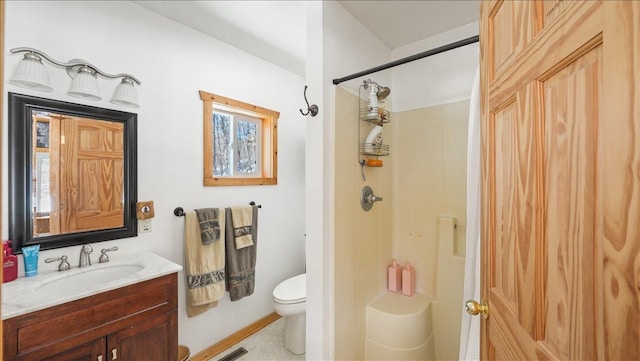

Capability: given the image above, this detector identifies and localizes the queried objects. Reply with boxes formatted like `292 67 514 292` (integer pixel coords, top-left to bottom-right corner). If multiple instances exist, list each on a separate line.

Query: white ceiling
134 1 480 77
339 1 480 48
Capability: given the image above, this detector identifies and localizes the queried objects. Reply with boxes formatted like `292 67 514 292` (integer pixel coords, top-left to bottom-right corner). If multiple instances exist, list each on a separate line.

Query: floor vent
218 347 248 361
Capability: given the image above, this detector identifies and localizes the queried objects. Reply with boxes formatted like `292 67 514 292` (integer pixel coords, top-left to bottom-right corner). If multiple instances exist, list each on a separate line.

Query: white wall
306 2 393 359
392 21 479 111
323 2 392 96
3 1 306 355
304 2 328 359
304 2 392 359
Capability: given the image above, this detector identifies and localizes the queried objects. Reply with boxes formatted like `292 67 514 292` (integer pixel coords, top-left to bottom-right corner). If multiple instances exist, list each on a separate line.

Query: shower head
363 79 391 100
376 86 390 100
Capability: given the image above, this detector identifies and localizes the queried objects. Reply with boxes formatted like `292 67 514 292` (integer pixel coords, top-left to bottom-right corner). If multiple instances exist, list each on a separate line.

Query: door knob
465 299 489 319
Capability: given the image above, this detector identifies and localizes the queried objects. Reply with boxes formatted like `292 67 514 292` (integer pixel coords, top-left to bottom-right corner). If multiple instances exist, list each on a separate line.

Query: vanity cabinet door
41 338 106 361
107 311 177 361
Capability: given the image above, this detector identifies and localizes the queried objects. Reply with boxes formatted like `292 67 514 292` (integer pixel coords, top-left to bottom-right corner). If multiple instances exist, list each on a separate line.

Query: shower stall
331 36 476 361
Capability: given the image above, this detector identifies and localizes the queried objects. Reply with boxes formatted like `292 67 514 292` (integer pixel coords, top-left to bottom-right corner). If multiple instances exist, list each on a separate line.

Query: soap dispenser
402 262 416 296
3 240 18 283
387 259 402 293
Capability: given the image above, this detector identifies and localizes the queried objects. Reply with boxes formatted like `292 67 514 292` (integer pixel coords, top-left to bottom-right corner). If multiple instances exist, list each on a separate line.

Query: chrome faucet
79 244 93 268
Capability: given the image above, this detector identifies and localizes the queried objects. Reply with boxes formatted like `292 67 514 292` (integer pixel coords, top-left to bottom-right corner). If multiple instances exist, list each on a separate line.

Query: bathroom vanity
2 252 182 361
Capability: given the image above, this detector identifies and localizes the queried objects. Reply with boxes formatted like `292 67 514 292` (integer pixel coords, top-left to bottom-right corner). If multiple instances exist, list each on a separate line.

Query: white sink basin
2 252 183 320
36 265 144 293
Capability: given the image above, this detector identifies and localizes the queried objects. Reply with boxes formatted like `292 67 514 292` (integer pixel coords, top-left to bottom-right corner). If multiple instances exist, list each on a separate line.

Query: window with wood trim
200 90 279 186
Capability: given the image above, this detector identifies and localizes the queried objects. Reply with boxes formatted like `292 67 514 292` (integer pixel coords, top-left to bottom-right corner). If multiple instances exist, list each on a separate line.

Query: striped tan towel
184 210 225 317
230 206 254 249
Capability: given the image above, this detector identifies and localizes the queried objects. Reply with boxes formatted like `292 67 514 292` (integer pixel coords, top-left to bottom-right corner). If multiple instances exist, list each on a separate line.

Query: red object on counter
3 240 18 283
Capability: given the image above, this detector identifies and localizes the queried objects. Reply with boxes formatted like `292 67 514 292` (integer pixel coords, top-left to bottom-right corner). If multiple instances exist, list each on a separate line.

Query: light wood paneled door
479 1 640 359
50 117 125 234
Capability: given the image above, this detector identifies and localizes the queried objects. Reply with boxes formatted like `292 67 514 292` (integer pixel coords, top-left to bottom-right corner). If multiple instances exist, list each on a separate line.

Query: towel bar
174 202 261 217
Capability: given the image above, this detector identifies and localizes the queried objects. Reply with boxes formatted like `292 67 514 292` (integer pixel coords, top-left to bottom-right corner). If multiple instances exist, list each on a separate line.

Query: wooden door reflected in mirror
32 111 125 237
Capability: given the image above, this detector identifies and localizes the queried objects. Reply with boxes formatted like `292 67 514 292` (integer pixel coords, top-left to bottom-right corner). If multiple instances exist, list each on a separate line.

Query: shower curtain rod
332 35 479 85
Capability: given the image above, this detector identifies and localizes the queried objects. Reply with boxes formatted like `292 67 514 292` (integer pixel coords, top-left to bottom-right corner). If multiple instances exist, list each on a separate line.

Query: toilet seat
273 273 306 304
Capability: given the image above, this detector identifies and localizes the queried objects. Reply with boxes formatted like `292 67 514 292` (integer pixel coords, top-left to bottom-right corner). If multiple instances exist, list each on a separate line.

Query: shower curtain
459 66 481 361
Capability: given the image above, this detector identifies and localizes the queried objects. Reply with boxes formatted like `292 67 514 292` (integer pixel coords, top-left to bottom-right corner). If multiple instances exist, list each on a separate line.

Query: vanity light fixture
9 47 141 108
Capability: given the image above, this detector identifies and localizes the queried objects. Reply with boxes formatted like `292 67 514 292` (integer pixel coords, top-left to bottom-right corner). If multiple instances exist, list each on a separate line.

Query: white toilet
272 273 306 354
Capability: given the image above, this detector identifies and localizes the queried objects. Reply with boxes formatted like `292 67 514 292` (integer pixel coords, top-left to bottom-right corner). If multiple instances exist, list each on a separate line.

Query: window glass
235 117 261 175
201 90 279 186
213 112 232 177
35 152 50 212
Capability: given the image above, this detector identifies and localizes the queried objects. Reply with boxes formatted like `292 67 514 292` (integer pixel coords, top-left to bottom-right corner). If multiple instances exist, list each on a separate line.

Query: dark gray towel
225 206 258 301
195 208 221 245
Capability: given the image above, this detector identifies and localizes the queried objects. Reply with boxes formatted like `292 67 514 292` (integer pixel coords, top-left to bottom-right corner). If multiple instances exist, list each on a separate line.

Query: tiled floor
212 318 305 361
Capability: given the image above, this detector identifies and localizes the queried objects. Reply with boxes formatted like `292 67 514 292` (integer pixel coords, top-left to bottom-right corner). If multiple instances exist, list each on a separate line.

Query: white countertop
2 251 182 320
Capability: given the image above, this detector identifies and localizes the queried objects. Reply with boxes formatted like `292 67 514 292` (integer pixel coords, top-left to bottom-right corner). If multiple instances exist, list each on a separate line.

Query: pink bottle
387 259 402 292
402 262 416 296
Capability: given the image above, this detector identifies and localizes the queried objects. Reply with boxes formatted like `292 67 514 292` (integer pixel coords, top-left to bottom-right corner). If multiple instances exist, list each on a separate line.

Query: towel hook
299 85 319 117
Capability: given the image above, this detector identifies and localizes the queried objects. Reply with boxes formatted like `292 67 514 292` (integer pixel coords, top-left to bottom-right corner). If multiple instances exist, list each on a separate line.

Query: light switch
139 219 152 233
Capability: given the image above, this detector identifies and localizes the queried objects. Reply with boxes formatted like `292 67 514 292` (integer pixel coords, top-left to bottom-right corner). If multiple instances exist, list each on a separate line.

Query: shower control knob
465 299 490 319
360 186 383 211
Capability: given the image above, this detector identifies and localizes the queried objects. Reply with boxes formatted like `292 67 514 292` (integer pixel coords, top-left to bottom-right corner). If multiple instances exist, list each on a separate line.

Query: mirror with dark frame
8 93 138 253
